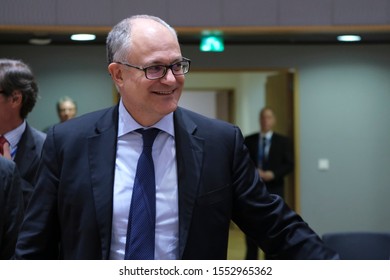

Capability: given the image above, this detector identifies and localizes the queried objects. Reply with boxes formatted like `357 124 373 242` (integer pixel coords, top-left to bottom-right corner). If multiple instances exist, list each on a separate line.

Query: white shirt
109 100 179 260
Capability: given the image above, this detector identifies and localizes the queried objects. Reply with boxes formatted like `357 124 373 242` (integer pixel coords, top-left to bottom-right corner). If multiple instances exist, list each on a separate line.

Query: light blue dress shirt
110 100 179 260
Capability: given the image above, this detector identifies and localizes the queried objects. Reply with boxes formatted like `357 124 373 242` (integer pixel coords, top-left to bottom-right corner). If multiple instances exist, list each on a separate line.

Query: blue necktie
124 128 160 260
258 136 267 169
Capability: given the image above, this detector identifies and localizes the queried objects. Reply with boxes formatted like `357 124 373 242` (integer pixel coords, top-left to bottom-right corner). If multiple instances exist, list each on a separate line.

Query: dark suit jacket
15 106 337 260
13 123 46 208
0 157 24 259
244 132 293 197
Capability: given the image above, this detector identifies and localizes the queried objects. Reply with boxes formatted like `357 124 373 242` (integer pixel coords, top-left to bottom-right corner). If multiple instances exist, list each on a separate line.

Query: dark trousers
245 236 259 260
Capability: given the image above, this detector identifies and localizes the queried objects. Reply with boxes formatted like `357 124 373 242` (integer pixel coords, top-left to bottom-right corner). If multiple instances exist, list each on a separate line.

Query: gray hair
56 96 77 112
106 15 178 64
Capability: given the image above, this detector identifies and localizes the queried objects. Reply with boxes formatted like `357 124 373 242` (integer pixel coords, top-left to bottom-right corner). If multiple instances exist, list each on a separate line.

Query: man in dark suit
244 107 294 259
0 58 46 208
0 157 24 259
15 15 337 260
244 107 294 198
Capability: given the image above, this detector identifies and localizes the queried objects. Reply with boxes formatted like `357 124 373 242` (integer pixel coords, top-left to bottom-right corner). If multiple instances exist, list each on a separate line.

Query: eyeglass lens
146 61 189 79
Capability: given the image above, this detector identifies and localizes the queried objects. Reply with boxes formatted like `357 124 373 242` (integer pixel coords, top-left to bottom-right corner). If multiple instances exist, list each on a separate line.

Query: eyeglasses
115 57 191 80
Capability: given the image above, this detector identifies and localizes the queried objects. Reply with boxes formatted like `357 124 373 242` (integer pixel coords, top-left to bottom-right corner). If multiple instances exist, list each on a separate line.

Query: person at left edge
0 59 46 209
0 157 24 259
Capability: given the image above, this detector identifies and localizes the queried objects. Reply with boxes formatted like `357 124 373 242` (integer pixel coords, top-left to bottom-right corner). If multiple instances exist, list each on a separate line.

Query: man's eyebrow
144 57 183 66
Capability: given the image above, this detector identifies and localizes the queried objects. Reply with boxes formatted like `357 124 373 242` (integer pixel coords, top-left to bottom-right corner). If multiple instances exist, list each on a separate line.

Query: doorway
184 70 298 210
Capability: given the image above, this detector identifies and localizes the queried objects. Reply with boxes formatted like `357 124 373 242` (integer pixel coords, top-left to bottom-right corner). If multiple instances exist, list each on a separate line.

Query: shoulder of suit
22 123 46 149
271 133 291 145
56 106 116 128
75 106 117 122
43 106 117 141
244 133 259 140
272 132 289 139
26 124 46 139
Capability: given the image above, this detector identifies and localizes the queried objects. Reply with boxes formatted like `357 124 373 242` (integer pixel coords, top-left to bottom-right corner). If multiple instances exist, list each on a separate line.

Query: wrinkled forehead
132 19 177 45
129 19 181 62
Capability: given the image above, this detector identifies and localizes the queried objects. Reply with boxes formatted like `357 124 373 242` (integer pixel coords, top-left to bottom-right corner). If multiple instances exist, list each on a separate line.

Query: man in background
56 96 77 123
43 96 77 133
244 107 294 259
0 58 46 208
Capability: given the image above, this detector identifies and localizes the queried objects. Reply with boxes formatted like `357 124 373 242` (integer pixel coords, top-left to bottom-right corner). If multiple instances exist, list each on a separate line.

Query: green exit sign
200 35 224 52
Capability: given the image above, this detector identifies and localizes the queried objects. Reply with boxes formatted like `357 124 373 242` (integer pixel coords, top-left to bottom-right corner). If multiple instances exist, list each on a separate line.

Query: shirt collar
261 131 273 140
117 99 174 137
3 120 26 148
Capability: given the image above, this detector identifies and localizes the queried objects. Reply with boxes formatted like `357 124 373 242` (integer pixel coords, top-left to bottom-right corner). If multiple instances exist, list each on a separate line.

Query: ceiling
180 32 390 45
1 29 390 46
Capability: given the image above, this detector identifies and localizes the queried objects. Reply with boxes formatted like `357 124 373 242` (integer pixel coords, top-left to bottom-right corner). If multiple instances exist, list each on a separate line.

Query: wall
179 90 218 119
184 71 272 134
1 43 389 237
1 45 113 129
1 0 389 27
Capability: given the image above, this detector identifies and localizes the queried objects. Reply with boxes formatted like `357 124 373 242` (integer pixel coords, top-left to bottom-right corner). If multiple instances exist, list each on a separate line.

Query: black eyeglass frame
114 57 191 80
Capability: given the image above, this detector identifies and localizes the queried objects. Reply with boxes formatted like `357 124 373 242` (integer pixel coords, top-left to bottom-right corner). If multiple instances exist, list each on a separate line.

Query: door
265 71 296 210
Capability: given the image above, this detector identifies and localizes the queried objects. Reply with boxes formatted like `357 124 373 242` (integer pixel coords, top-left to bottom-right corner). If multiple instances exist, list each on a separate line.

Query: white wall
298 49 390 234
179 90 218 119
184 71 271 134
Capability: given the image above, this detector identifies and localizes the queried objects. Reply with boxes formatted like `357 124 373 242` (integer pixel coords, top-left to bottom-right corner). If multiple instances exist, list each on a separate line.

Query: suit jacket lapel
14 124 36 176
87 106 203 259
174 108 204 259
87 106 118 259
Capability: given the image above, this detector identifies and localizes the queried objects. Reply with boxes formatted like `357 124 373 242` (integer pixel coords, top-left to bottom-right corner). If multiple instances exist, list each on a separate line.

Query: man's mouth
153 90 174 95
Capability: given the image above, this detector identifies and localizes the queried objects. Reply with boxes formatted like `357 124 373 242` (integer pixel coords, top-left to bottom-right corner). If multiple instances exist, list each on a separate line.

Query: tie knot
0 136 7 145
138 128 160 147
0 135 9 155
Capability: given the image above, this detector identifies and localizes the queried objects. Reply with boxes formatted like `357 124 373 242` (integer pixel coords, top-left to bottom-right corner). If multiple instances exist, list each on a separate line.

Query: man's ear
10 90 22 106
108 63 124 87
